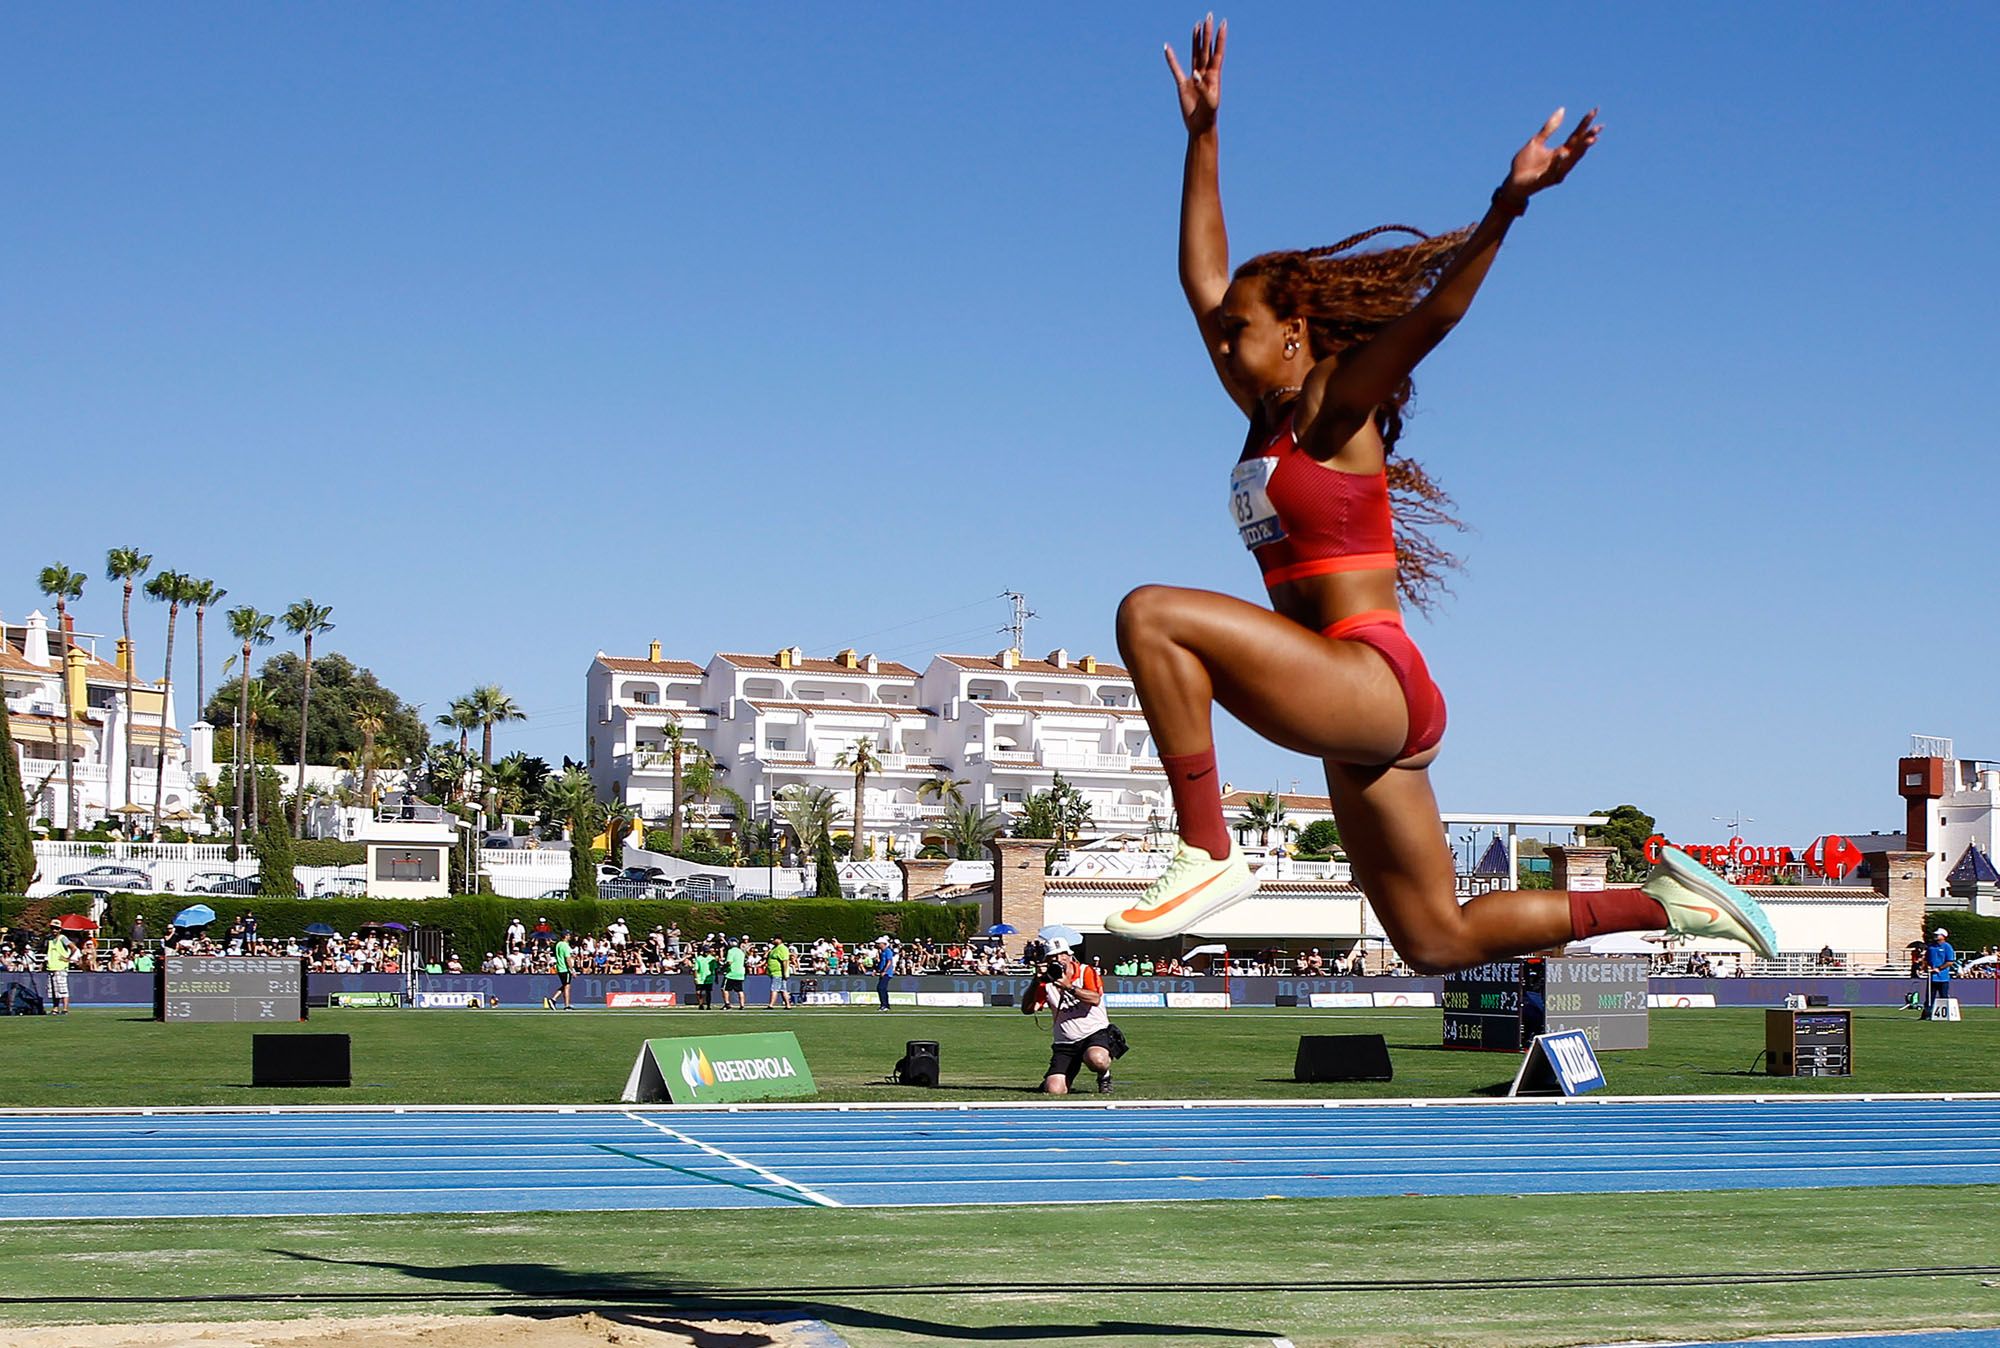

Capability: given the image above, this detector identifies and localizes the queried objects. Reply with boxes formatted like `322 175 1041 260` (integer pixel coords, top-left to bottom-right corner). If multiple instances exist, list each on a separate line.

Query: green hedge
1928 910 2000 954
3 893 979 961
293 840 366 868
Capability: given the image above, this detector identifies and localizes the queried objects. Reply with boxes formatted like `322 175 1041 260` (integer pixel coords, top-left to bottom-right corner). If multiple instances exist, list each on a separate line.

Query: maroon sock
1161 747 1230 859
1567 888 1668 939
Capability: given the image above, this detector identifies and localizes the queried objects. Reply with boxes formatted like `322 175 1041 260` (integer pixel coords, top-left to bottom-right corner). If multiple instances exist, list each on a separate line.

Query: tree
776 783 838 855
660 718 689 849
421 741 473 805
486 752 549 819
543 768 601 900
36 563 86 832
813 829 842 898
104 546 152 815
1295 819 1343 858
1240 790 1290 847
1587 804 1658 882
832 737 882 860
1016 772 1093 852
142 570 195 838
354 705 387 805
938 801 1003 860
205 653 426 770
468 684 525 819
254 806 295 898
680 749 723 832
226 606 275 852
186 578 225 720
0 710 39 893
435 696 479 796
917 773 970 809
282 599 335 836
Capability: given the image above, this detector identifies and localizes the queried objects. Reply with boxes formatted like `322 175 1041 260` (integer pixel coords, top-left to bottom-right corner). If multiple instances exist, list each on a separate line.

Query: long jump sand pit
0 1311 829 1348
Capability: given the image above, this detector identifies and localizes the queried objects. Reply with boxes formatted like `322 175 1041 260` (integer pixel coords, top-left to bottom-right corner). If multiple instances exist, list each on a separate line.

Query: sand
0 1310 833 1348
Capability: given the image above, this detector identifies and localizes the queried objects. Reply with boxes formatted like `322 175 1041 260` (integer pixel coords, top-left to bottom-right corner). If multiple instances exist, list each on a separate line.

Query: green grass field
4 1006 1997 1346
2 1004 1995 1106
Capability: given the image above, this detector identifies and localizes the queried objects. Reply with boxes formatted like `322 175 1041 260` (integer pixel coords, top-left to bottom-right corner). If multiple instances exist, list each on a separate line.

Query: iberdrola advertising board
621 1031 817 1104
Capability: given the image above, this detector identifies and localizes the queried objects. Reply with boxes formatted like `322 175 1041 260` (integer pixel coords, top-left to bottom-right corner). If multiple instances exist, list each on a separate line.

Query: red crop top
1231 414 1397 587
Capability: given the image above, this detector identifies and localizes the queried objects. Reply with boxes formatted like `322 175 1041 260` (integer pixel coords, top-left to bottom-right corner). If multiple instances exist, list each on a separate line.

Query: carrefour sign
1642 833 1864 881
621 1032 817 1104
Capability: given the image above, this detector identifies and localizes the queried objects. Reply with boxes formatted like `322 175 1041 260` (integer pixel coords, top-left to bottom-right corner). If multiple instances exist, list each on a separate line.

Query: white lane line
619 1111 842 1208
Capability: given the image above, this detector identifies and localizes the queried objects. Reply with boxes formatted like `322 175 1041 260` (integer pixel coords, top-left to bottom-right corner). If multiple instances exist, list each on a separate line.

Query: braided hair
1235 223 1475 612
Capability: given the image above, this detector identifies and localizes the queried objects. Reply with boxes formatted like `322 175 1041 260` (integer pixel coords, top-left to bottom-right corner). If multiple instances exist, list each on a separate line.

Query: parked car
184 871 251 894
315 875 368 898
535 887 570 900
598 879 653 901
621 866 668 884
595 863 624 882
56 864 153 891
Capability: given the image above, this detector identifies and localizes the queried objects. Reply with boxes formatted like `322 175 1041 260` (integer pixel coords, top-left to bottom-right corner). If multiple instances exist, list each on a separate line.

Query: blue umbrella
985 923 1017 936
172 904 216 928
304 922 338 937
1038 924 1083 949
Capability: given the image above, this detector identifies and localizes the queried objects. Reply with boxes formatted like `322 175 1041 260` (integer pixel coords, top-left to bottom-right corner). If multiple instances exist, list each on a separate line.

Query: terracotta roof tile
718 652 921 679
939 653 1132 679
1222 790 1334 810
597 656 706 677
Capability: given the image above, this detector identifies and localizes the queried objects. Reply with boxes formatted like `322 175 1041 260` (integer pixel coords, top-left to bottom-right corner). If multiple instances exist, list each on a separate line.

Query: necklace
1260 385 1303 405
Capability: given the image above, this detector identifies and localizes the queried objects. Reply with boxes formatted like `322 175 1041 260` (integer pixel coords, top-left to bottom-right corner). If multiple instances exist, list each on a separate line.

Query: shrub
675 830 731 867
293 840 366 869
1295 820 1342 858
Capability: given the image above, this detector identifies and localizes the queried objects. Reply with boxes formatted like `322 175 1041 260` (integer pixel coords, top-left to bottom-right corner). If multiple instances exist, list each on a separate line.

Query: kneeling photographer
1021 931 1123 1095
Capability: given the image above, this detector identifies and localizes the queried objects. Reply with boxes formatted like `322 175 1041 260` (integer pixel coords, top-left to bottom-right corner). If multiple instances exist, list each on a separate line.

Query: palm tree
775 783 838 855
542 767 603 899
660 718 689 849
468 684 525 819
680 749 719 832
832 736 883 859
187 579 225 716
917 772 970 810
433 698 479 801
354 705 386 805
939 801 1004 860
281 599 335 837
36 564 87 832
226 605 274 852
242 679 278 834
142 570 193 838
104 547 152 814
1241 789 1289 847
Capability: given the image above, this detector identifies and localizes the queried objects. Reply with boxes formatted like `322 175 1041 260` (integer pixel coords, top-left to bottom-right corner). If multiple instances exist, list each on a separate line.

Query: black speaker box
1275 994 1300 1007
897 1039 940 1088
1294 1033 1392 1083
253 1033 351 1087
1805 994 1831 1008
992 992 1015 1007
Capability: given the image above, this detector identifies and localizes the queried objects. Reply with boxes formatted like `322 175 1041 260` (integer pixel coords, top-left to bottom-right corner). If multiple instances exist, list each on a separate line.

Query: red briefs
1321 610 1447 760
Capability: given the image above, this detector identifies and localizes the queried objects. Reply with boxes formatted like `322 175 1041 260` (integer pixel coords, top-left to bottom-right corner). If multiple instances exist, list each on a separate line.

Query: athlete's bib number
1231 456 1285 549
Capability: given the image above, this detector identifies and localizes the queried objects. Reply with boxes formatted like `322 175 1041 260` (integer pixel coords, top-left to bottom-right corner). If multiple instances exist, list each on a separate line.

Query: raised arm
1167 15 1256 416
1297 107 1602 458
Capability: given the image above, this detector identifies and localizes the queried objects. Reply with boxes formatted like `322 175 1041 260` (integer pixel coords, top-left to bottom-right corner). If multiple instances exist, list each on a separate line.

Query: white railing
477 847 570 868
1040 748 1129 771
988 750 1036 766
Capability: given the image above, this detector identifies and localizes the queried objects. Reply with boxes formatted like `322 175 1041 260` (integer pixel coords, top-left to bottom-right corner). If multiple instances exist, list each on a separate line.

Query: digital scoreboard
1765 1008 1852 1076
155 956 309 1023
1442 957 1648 1051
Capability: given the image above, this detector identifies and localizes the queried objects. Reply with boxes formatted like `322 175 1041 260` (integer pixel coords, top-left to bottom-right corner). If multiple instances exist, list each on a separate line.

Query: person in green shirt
766 939 794 1008
692 949 715 1009
44 923 75 1015
546 931 575 1009
724 937 749 1010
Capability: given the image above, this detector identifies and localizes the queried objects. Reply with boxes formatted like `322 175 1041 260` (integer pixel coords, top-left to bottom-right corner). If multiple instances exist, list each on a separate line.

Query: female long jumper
1105 16 1775 970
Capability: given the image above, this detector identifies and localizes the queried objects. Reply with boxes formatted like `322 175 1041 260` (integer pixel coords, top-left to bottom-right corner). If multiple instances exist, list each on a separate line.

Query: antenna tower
998 590 1036 652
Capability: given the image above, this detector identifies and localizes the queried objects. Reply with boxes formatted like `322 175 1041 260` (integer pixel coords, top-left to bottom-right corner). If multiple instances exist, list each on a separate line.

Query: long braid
1235 223 1476 613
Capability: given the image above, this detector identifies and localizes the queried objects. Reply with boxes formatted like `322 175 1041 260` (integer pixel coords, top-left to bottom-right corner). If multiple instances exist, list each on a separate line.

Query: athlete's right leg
1324 760 1580 974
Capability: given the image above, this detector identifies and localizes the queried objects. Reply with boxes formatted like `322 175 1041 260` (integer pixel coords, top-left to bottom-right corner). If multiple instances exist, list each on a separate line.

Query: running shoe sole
1104 872 1260 939
1644 845 1779 959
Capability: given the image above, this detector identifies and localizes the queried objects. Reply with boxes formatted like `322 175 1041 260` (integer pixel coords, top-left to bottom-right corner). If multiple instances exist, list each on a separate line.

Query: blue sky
5 3 1996 849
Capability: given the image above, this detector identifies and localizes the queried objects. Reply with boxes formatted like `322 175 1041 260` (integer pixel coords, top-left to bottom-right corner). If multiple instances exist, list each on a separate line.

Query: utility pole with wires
998 590 1036 653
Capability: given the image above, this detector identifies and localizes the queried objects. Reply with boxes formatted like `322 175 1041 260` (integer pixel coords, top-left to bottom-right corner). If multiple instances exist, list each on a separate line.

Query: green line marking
590 1143 821 1208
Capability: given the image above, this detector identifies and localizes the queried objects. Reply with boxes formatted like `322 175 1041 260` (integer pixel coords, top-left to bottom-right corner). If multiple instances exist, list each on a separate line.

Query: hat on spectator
1934 927 1949 938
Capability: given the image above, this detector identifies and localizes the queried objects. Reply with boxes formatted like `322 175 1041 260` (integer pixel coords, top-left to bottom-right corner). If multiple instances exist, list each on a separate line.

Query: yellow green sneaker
1641 845 1778 959
1103 842 1259 938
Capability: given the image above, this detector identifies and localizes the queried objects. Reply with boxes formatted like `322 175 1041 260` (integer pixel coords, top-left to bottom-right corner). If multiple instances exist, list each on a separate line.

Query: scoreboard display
155 956 308 1023
1443 957 1649 1052
1766 1008 1852 1076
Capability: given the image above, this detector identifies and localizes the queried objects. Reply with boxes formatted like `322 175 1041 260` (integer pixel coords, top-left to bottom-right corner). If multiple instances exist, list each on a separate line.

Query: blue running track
6 1096 2000 1221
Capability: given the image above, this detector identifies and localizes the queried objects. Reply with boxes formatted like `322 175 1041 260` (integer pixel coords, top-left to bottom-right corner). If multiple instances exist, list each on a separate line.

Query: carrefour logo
678 1046 797 1096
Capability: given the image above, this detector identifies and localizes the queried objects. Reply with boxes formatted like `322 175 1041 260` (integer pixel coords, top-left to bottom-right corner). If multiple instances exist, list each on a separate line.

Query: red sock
1161 747 1230 859
1567 889 1668 939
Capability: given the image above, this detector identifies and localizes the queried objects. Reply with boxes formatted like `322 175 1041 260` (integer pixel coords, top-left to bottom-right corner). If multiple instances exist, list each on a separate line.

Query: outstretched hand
1164 13 1225 134
1503 107 1602 200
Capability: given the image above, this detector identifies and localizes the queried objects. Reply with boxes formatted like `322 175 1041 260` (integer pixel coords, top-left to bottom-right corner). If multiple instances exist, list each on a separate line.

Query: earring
1284 339 1298 357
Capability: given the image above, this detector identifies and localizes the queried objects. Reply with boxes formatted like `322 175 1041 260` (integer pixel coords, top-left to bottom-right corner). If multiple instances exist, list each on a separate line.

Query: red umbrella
55 914 98 932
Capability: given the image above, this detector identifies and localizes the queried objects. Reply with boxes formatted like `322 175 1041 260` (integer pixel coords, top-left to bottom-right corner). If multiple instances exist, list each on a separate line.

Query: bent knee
1115 584 1184 645
1043 1077 1070 1096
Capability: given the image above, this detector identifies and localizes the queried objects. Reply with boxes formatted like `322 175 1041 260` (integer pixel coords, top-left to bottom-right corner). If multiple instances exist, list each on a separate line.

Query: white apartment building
2 608 197 830
587 641 1169 857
